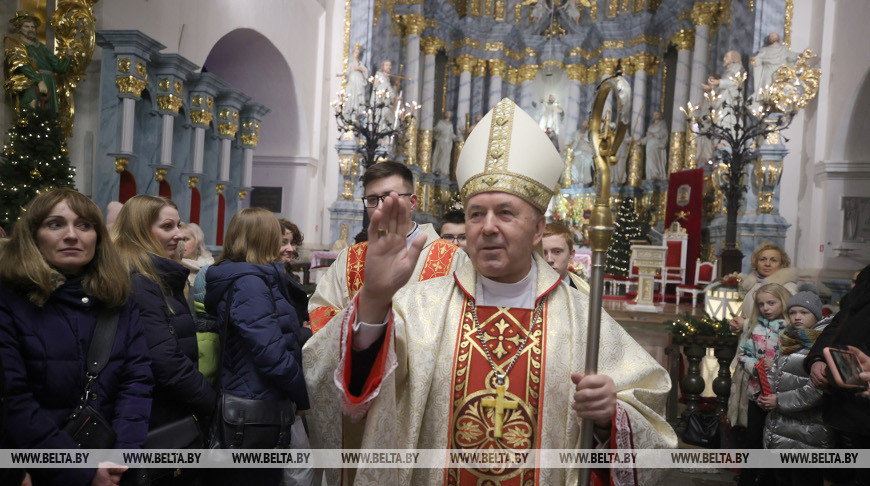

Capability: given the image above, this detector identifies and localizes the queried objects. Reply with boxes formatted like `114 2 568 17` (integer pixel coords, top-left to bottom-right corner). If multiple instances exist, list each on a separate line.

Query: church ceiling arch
202 28 306 156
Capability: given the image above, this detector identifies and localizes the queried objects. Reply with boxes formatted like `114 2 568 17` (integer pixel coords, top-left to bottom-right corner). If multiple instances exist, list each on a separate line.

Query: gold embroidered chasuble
308 223 467 333
302 253 676 485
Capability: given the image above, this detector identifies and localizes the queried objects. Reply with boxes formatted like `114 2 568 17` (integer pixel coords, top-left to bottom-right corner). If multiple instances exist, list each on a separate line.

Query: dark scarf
780 326 823 355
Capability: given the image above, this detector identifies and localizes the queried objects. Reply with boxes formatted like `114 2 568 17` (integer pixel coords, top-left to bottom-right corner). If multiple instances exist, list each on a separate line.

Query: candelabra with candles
331 80 420 170
681 49 820 274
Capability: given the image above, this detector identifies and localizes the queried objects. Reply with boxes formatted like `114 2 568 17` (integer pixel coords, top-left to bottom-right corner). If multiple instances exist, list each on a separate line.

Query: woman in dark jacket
205 207 310 486
112 195 216 485
0 188 153 486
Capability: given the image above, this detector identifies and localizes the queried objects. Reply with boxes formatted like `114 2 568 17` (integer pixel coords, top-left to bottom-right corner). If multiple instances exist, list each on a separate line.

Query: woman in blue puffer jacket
0 188 153 486
204 207 311 486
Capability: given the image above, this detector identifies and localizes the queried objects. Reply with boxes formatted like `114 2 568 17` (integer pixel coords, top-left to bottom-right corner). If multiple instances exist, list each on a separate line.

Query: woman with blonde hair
181 222 213 286
0 188 152 486
112 195 215 485
204 207 310 486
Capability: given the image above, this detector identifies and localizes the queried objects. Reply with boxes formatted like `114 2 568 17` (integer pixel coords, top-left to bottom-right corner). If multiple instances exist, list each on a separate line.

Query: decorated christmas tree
0 109 75 229
605 196 644 277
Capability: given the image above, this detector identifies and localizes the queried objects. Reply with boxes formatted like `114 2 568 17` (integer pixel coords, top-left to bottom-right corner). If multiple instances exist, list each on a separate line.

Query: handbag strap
74 309 120 413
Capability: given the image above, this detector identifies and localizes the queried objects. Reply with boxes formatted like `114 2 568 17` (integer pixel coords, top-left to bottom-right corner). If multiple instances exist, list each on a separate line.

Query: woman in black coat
0 188 153 486
112 195 216 485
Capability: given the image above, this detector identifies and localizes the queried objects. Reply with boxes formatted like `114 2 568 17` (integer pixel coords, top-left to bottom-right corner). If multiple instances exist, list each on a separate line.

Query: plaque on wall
842 197 870 242
250 187 283 213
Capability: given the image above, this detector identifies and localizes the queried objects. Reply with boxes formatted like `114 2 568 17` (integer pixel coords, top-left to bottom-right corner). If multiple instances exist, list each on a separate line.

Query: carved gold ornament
154 168 167 182
765 49 821 114
174 80 183 95
190 109 213 127
206 96 214 109
240 132 259 148
217 122 239 139
215 183 225 195
188 176 198 189
116 75 147 97
191 95 202 107
51 0 99 137
135 62 147 77
114 157 129 173
157 94 183 113
158 78 171 92
238 190 248 200
117 58 131 73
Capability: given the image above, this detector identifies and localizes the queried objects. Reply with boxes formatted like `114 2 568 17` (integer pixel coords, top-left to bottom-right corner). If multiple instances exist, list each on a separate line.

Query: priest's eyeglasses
441 234 466 243
361 193 414 208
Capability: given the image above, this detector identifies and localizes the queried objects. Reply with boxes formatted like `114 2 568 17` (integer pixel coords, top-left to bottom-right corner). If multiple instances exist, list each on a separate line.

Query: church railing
667 333 738 428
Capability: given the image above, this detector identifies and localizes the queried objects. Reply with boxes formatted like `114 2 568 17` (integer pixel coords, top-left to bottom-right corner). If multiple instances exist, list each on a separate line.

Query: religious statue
461 113 482 140
751 33 798 95
370 60 398 140
535 93 564 138
432 110 461 177
343 43 368 117
565 119 594 185
703 50 745 136
634 111 669 180
4 10 71 115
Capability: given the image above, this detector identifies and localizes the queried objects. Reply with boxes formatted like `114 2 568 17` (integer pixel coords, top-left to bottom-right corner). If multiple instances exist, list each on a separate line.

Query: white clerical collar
405 222 421 249
475 259 537 309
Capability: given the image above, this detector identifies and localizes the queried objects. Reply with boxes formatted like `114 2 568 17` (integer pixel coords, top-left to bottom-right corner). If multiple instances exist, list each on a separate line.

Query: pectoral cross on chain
481 379 518 438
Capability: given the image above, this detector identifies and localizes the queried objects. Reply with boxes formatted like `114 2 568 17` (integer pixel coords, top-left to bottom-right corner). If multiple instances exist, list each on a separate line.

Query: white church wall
783 0 870 278
67 0 330 243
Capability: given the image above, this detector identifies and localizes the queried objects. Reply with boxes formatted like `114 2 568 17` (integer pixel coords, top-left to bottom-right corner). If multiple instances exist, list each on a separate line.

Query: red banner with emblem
665 169 704 285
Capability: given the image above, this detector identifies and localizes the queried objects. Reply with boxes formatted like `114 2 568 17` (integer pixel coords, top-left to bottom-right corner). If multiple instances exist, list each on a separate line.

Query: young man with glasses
439 210 467 251
308 161 467 333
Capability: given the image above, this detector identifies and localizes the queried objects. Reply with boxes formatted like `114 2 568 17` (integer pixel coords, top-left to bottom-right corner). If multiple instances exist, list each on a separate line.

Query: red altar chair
676 259 718 306
655 222 688 300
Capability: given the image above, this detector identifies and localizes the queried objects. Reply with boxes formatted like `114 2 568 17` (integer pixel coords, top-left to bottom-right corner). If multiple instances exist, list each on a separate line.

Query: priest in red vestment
302 98 677 485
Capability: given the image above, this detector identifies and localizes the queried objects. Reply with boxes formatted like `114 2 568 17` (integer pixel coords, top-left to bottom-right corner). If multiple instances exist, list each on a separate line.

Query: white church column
628 54 654 186
418 37 442 175
668 29 694 174
455 55 475 133
565 63 585 132
519 64 538 112
488 59 506 111
400 14 423 105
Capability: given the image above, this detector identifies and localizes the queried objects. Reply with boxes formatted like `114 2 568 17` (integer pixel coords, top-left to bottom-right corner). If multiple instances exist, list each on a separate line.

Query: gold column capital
566 63 586 81
488 58 507 77
215 184 225 196
400 14 425 38
585 64 599 85
188 176 199 189
421 37 445 55
155 168 167 182
238 190 248 201
669 29 695 51
632 52 658 74
506 66 519 85
518 64 539 82
622 57 637 76
240 132 259 147
599 58 619 77
116 75 147 97
455 54 476 73
190 110 213 128
691 1 723 26
474 59 487 77
114 157 128 173
157 94 183 114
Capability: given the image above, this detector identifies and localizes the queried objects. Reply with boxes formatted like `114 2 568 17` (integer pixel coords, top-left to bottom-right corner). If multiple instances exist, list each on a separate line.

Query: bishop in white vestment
303 99 677 486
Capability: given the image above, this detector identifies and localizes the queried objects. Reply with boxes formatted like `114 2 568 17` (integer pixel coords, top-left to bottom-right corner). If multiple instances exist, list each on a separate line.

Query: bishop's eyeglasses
361 193 414 208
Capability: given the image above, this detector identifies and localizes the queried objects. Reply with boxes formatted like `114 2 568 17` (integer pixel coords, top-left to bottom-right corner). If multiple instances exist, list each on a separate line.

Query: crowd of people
725 242 869 486
1 96 865 486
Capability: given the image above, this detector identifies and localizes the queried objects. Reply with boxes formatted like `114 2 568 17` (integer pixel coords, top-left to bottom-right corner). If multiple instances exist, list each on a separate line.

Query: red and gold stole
446 302 546 485
310 240 459 334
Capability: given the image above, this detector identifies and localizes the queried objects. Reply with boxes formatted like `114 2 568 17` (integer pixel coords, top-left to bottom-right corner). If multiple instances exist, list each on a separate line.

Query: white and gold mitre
456 98 563 213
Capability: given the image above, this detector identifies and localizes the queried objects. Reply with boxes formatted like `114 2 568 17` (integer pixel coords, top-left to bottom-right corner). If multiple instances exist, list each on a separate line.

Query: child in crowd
758 285 833 485
734 282 792 486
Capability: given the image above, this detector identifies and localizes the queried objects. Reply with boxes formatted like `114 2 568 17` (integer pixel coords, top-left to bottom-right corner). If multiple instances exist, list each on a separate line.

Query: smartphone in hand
824 347 867 389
